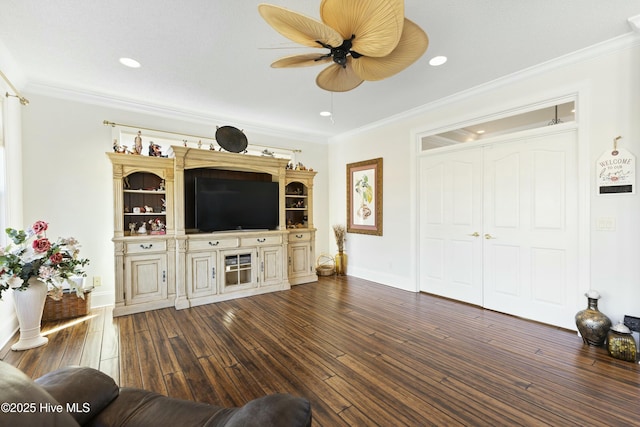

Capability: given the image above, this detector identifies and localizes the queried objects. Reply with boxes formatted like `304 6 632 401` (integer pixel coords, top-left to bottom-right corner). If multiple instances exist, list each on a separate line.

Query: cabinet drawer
240 235 282 247
126 240 167 254
188 238 239 251
289 232 311 242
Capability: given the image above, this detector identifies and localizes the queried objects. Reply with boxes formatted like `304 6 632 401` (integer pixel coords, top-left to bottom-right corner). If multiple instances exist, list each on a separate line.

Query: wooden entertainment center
108 146 317 317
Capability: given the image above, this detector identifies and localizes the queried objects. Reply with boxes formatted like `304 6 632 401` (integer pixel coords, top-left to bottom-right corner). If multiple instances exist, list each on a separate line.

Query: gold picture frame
347 158 383 236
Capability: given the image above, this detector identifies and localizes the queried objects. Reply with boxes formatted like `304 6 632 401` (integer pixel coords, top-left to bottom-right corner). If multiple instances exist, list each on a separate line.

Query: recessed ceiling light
320 111 332 117
477 130 485 134
119 57 141 68
429 56 447 66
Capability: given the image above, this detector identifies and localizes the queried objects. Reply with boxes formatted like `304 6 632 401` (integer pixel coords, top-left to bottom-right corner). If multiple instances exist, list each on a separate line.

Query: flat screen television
194 177 279 232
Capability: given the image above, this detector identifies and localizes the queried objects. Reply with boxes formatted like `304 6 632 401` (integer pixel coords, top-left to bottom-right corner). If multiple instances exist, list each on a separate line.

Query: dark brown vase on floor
575 291 611 346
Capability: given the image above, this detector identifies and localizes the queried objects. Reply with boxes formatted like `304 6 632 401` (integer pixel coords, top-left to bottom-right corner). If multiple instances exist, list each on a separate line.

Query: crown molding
330 32 640 143
23 82 331 145
629 14 640 32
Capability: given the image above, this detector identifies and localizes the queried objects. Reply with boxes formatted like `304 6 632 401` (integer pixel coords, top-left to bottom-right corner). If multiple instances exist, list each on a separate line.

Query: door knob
484 233 496 239
468 232 480 237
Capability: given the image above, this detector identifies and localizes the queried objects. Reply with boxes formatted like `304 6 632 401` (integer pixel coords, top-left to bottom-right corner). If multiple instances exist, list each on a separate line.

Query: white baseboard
0 314 18 351
346 267 417 293
89 289 115 309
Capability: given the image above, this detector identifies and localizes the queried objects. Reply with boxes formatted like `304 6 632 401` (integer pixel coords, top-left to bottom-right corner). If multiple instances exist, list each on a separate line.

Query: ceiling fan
258 0 429 92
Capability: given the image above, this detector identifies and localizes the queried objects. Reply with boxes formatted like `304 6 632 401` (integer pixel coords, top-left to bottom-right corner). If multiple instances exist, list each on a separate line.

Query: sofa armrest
0 361 79 427
35 366 119 425
86 388 312 427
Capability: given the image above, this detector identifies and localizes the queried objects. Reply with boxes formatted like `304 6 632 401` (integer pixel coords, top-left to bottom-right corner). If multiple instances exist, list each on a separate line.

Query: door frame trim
411 90 590 321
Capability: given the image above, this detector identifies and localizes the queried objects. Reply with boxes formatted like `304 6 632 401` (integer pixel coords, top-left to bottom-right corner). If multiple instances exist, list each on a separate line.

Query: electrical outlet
93 276 102 287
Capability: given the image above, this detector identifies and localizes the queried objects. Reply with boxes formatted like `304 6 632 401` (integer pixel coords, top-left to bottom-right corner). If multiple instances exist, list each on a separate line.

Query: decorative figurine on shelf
148 218 166 235
197 140 202 149
112 139 120 152
158 180 165 191
209 143 216 151
161 198 166 212
183 140 188 147
145 205 153 213
148 141 163 157
128 223 137 235
134 131 143 155
137 223 147 234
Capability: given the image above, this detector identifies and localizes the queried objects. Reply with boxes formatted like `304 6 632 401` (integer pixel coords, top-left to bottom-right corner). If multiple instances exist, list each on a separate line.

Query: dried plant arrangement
333 224 346 253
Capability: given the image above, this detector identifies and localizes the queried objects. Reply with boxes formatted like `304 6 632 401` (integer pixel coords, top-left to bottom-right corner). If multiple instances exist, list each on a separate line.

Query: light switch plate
596 217 616 231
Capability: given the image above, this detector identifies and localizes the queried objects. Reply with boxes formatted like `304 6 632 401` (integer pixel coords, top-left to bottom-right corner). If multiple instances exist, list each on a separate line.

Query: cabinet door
260 246 283 287
186 252 218 298
221 249 258 293
289 243 311 279
124 253 168 305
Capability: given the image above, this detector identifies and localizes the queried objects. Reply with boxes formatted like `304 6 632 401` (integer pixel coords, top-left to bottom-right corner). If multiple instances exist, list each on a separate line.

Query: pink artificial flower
32 238 51 253
49 252 63 264
32 220 48 234
39 265 56 280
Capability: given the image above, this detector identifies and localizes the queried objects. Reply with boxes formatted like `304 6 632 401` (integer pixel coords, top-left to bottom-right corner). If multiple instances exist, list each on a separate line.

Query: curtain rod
103 120 301 153
0 69 29 105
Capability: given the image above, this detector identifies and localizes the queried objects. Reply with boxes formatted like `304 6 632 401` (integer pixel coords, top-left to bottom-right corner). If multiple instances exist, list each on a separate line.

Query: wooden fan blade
320 0 404 57
351 19 428 81
271 53 333 68
316 59 364 92
258 4 343 49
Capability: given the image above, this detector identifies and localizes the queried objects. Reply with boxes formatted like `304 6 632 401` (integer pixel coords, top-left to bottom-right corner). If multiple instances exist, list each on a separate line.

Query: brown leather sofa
0 361 312 426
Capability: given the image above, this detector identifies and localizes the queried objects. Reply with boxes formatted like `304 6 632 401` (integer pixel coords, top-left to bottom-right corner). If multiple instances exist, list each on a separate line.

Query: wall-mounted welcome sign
597 138 635 194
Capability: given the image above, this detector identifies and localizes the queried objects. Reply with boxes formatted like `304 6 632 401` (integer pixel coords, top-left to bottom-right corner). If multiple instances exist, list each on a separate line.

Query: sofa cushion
0 361 79 427
85 388 231 427
223 393 312 427
35 365 120 425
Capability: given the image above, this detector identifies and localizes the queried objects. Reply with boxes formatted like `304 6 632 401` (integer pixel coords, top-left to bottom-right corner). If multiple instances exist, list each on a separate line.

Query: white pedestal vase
11 278 49 351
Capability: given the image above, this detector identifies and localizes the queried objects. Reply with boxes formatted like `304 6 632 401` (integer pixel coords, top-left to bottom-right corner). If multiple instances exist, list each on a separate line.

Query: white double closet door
419 128 578 329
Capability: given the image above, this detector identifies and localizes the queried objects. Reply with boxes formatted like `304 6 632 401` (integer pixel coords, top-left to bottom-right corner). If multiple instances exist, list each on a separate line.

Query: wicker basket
316 254 335 276
43 290 91 321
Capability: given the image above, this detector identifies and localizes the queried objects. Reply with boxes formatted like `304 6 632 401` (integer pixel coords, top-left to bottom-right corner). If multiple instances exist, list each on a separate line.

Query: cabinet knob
296 234 303 239
140 244 153 249
468 232 480 237
212 267 216 279
257 238 266 243
209 241 219 246
484 233 496 240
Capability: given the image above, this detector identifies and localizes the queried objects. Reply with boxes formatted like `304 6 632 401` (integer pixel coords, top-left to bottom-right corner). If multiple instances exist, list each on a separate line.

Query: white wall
328 34 640 328
2 34 639 349
0 92 24 348
16 94 329 310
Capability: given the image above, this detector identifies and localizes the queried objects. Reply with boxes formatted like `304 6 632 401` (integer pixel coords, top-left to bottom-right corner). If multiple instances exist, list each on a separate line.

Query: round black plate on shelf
215 126 248 153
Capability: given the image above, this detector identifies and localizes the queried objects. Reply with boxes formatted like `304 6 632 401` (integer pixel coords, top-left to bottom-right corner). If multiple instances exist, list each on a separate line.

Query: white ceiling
1 1 639 141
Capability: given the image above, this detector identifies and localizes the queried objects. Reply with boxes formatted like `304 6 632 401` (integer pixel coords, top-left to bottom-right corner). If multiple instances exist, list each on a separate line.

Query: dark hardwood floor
2 276 639 426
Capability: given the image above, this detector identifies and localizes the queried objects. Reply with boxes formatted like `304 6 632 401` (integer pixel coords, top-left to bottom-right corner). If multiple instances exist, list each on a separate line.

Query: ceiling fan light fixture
258 0 428 92
429 55 447 66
